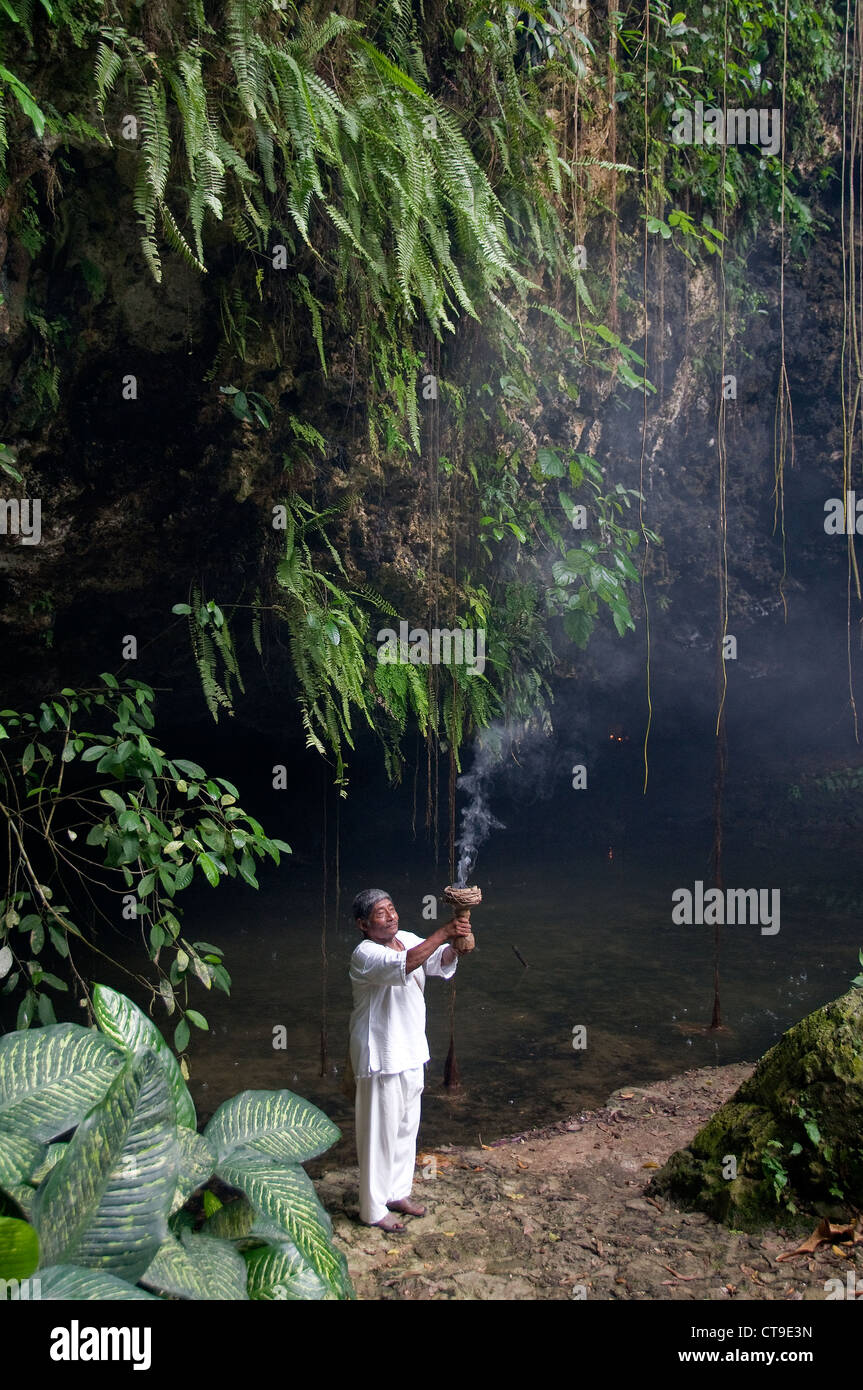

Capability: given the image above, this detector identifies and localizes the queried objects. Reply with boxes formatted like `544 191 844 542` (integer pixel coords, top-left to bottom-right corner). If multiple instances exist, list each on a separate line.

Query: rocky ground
315 1063 863 1300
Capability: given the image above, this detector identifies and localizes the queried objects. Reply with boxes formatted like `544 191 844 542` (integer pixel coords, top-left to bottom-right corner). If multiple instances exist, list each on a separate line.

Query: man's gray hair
352 888 393 922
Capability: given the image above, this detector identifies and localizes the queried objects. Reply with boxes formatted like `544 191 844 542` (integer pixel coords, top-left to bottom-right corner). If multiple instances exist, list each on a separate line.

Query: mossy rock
648 989 863 1230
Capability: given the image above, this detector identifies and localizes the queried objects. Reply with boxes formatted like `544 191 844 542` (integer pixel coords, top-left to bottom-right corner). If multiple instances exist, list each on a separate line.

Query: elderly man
349 888 474 1232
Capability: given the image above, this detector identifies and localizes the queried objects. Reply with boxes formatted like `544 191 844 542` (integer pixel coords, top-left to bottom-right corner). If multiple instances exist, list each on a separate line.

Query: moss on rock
648 989 863 1230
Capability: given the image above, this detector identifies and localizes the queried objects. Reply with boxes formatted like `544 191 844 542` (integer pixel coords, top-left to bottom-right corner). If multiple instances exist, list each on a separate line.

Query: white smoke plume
454 721 552 884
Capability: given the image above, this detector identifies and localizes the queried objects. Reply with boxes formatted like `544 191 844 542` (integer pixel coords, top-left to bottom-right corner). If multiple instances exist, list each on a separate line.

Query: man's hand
443 915 471 940
443 917 475 958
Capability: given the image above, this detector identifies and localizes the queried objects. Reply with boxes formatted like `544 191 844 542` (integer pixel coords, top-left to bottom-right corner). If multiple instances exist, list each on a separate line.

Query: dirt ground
315 1062 863 1300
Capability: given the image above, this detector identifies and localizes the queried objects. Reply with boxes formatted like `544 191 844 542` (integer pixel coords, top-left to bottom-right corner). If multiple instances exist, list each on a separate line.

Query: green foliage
0 991 353 1299
549 461 656 646
269 494 375 788
2 0 842 809
14 308 66 425
0 675 290 1037
174 588 245 719
77 2 535 367
761 1139 795 1211
219 383 271 429
616 0 843 255
0 443 22 482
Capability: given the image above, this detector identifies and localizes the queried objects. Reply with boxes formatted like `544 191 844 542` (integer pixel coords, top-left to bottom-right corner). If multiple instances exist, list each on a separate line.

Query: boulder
648 989 863 1229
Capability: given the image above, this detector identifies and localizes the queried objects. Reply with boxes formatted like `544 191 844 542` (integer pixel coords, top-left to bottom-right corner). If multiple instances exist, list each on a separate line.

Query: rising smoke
454 722 554 884
455 753 505 885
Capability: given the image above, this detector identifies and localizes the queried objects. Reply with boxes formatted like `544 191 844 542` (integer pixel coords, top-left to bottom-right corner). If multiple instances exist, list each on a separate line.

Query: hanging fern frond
94 39 122 112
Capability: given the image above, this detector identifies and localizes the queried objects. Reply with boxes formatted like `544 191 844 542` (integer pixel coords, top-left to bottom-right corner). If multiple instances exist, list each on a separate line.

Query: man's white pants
355 1066 424 1224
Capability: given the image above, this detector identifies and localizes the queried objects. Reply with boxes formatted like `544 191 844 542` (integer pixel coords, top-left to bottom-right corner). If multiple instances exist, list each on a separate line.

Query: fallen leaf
620 1092 634 1099
777 1218 863 1262
831 1244 852 1258
642 1161 660 1169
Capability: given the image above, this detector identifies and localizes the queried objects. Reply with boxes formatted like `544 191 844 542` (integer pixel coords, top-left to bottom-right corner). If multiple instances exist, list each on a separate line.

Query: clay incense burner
442 884 481 953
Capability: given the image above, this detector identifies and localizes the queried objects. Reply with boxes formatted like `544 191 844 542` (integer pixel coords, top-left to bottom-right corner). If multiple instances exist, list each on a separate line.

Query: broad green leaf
173 861 194 890
0 1023 125 1142
92 984 196 1129
32 1051 179 1281
172 758 206 780
197 852 220 886
0 1130 45 1193
170 1128 215 1215
140 1231 248 1300
0 1216 39 1280
563 609 593 647
217 1161 352 1299
80 744 111 761
47 926 68 958
37 994 56 1025
38 973 68 992
189 956 212 990
0 1184 32 1219
536 447 565 477
29 1142 67 1184
205 1090 340 1167
20 1263 158 1300
245 1238 331 1300
201 1194 255 1240
202 1191 222 1218
17 992 35 1029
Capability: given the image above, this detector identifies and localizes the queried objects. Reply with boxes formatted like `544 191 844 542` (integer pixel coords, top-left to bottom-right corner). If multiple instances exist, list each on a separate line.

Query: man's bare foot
368 1213 406 1232
387 1198 427 1217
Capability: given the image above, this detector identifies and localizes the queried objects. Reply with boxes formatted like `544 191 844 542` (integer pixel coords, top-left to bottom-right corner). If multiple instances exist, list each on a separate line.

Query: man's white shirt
349 931 457 1078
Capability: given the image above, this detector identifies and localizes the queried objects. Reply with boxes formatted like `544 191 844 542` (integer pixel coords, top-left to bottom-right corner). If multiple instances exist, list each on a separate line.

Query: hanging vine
841 0 863 739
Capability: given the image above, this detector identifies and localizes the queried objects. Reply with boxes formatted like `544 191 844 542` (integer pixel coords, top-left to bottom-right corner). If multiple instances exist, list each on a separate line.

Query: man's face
361 897 399 944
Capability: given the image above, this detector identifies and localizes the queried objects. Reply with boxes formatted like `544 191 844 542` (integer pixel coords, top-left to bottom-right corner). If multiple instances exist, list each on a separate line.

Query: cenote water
87 725 863 1170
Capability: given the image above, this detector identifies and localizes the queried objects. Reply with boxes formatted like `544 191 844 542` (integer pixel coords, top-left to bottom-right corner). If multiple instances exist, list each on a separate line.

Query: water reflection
86 834 863 1167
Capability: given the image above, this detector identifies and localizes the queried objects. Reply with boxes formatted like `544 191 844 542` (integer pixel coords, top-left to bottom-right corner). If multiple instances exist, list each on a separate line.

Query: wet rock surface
650 990 863 1228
